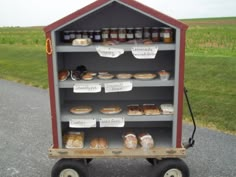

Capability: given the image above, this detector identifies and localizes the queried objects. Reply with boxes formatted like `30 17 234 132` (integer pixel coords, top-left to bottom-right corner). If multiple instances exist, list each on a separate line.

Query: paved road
0 79 235 177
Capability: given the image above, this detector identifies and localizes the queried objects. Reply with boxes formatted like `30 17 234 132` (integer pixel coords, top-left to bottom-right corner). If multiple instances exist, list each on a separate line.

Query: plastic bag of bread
138 133 154 150
123 132 138 149
63 132 84 149
90 137 108 149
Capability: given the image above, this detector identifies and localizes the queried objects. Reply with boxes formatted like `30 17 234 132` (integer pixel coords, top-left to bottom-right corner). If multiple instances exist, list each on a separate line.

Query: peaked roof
44 0 188 33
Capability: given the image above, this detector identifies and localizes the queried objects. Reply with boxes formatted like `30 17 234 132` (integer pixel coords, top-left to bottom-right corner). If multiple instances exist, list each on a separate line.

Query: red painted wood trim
176 29 186 148
120 0 188 30
44 0 110 33
46 32 59 148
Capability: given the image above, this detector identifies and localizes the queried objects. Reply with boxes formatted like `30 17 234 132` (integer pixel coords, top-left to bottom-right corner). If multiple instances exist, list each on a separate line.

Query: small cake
58 70 70 81
158 70 170 80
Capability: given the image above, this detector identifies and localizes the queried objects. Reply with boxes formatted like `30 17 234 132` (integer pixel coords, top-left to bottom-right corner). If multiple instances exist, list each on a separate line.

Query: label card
73 83 101 93
131 46 158 59
99 117 125 127
96 46 124 58
69 119 96 128
104 81 133 93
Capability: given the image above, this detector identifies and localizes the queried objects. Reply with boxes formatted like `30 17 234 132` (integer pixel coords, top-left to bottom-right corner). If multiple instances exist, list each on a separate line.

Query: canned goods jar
94 30 102 42
82 30 88 39
63 31 70 42
69 30 76 41
102 28 110 42
126 28 134 40
151 27 160 42
88 30 94 41
75 30 82 39
118 28 127 42
144 27 151 39
110 28 118 41
135 27 143 40
162 27 174 43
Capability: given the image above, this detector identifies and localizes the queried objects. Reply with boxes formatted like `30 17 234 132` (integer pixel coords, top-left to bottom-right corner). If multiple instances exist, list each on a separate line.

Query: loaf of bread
143 104 160 115
63 132 84 149
90 137 108 149
123 132 138 149
127 104 144 115
138 133 154 149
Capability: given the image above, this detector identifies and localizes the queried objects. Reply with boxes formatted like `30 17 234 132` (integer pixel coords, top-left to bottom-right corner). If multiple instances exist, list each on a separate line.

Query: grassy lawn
0 18 236 133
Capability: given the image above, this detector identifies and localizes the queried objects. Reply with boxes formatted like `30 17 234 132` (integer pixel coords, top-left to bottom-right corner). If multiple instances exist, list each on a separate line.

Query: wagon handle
183 87 196 149
46 38 53 55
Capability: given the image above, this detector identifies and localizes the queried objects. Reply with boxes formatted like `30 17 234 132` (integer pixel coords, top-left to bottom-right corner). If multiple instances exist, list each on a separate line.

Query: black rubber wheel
150 158 189 177
85 158 93 164
146 158 159 165
51 159 89 177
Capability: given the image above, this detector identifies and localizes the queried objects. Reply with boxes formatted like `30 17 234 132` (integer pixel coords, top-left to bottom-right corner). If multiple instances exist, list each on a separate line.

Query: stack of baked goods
72 38 92 46
100 105 122 114
58 70 70 81
138 133 154 149
158 70 170 80
123 132 138 149
143 104 161 115
127 104 144 115
127 104 160 116
70 105 93 115
160 104 174 114
63 132 84 149
90 137 108 149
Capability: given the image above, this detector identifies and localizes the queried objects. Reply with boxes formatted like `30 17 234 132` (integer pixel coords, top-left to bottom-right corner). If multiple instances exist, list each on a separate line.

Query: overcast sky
0 0 236 27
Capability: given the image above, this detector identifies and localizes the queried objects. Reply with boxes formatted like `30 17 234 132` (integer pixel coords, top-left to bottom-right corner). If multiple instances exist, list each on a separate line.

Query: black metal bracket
183 87 196 149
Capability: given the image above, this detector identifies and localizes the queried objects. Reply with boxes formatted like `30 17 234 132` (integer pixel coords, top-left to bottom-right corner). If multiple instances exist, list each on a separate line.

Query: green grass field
0 17 236 134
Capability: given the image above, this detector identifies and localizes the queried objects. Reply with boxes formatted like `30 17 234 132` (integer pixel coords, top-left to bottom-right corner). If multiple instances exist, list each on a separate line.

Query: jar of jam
151 27 160 42
110 28 118 41
126 28 134 40
134 27 143 40
144 27 151 39
63 31 70 43
69 30 76 41
102 28 110 42
88 30 94 41
82 30 88 39
75 30 82 39
94 30 102 42
163 27 174 43
118 28 127 42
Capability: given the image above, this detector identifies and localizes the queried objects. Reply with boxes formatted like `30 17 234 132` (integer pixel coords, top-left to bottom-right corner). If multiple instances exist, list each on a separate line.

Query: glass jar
88 30 94 41
94 30 102 42
118 28 127 42
82 30 88 39
75 30 82 39
162 27 173 43
143 27 151 39
102 28 110 42
69 30 76 41
134 27 143 40
151 27 160 42
110 28 118 41
126 28 134 40
63 31 70 43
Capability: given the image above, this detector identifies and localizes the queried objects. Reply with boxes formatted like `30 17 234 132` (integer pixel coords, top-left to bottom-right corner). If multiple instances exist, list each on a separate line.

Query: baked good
116 73 133 79
138 133 154 149
143 39 153 45
70 105 92 114
90 137 108 149
72 38 92 46
100 105 122 114
123 132 138 149
160 104 174 114
143 104 161 115
97 73 114 80
63 132 84 149
82 73 93 81
133 73 157 80
158 70 170 80
58 70 70 81
127 104 144 115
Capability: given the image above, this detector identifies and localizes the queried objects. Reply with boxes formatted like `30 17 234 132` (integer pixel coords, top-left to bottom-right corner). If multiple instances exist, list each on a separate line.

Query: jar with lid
102 28 110 42
134 27 143 40
143 27 151 39
69 30 76 41
126 28 134 41
63 31 70 43
94 30 102 42
110 28 118 41
88 30 94 41
118 28 127 42
162 27 174 43
75 30 82 39
82 30 88 39
151 27 160 42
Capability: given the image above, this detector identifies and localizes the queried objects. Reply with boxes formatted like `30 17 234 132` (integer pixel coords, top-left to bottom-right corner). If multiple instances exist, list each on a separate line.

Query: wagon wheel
150 158 189 177
51 159 88 177
146 158 159 165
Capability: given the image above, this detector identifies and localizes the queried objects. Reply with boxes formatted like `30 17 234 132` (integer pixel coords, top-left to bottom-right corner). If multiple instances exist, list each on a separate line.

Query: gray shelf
56 43 176 52
59 78 175 88
61 101 174 122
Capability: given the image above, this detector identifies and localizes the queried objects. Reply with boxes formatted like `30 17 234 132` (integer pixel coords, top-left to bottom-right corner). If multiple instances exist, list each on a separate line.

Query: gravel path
0 79 235 177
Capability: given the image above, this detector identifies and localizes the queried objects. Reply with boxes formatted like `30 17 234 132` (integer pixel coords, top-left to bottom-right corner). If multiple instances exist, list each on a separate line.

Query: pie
116 73 133 79
100 105 122 114
127 104 144 115
70 105 92 114
143 104 161 115
133 73 157 80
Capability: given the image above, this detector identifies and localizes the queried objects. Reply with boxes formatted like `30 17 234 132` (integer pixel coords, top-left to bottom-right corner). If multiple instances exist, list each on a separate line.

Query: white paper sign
99 117 125 127
131 46 158 59
73 83 101 93
69 119 97 128
96 46 124 58
104 81 133 93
